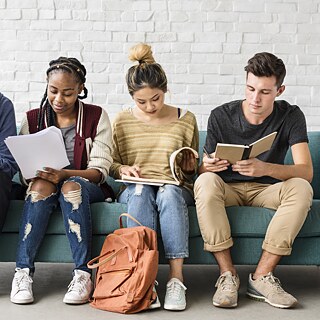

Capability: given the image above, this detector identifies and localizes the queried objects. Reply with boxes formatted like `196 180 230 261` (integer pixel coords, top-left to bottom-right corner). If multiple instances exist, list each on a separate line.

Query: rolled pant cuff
203 237 233 252
262 241 292 256
165 253 189 259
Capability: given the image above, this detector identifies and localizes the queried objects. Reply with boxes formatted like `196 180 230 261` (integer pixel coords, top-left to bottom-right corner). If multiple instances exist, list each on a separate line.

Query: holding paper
5 126 70 179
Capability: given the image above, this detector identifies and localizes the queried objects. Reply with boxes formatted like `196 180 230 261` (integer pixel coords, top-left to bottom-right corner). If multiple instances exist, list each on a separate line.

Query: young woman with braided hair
10 57 113 305
110 43 199 311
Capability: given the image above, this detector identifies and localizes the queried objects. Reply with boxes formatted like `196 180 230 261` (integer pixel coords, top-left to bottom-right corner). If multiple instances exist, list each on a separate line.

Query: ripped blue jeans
16 177 105 274
118 184 194 259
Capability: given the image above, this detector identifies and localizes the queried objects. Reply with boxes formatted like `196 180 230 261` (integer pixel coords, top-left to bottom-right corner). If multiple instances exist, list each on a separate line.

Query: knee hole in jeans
27 179 56 202
61 181 82 210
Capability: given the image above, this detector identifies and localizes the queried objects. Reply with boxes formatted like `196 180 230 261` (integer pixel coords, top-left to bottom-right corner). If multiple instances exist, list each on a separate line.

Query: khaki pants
194 173 313 256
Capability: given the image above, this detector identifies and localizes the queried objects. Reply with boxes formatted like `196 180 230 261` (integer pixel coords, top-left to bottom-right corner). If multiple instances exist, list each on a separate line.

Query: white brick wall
0 0 319 130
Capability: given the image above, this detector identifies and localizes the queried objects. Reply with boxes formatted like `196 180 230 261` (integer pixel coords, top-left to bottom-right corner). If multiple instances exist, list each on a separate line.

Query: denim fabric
16 177 105 274
118 184 194 259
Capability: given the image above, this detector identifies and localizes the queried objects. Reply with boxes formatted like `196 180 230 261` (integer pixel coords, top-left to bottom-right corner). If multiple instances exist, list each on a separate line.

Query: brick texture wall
0 0 319 130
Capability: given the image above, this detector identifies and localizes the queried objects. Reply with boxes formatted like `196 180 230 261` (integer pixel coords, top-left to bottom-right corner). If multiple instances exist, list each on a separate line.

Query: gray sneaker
247 272 297 308
164 278 187 311
212 271 240 308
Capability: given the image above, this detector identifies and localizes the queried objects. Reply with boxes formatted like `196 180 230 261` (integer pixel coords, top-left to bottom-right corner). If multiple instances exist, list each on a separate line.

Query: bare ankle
220 268 237 276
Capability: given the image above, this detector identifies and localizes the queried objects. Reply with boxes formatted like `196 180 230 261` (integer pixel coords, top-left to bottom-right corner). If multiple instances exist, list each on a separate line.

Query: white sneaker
63 270 93 304
10 268 34 304
148 281 161 309
164 278 187 311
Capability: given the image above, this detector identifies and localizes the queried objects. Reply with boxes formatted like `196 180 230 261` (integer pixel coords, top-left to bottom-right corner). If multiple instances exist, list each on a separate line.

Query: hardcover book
214 131 277 164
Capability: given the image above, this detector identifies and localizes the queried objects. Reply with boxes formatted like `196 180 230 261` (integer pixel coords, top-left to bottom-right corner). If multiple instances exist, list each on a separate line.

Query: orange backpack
87 213 158 314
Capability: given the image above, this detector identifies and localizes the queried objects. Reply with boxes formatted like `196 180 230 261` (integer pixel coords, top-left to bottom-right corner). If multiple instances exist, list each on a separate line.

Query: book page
249 131 277 159
214 143 248 164
5 126 70 179
169 147 199 183
115 147 198 186
116 175 180 186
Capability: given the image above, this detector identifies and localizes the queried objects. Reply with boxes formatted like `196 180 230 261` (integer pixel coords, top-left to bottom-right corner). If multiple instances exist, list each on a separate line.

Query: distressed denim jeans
16 176 105 274
118 184 194 259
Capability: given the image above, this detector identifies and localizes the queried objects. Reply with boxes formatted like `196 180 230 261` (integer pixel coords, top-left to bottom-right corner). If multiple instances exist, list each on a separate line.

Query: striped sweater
110 108 199 190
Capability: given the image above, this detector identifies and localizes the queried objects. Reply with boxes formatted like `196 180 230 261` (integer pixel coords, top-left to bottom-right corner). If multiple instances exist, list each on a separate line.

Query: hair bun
128 43 155 64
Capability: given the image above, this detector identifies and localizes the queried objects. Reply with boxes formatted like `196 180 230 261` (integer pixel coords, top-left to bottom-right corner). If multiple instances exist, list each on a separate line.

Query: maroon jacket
26 101 114 200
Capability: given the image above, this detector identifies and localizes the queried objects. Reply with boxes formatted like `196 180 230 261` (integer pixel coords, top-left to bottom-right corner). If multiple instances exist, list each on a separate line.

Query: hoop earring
78 87 88 100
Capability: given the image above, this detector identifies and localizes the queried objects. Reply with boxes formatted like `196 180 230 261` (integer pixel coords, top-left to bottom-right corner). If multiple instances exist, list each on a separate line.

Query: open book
5 126 70 179
214 131 277 164
116 147 199 186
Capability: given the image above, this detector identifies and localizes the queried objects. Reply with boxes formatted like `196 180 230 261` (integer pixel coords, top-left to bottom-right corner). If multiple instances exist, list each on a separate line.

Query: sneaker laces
67 274 88 294
14 272 33 291
167 280 187 300
215 274 238 292
262 273 286 294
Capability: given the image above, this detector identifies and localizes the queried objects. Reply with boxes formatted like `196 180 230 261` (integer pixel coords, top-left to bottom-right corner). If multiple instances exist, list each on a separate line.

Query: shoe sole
246 292 297 309
149 303 161 310
149 299 161 310
212 300 237 308
164 303 186 311
10 297 34 304
63 298 89 305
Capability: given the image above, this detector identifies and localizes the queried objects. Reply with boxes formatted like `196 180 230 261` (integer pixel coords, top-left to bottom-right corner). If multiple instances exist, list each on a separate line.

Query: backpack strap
87 247 125 269
119 213 143 228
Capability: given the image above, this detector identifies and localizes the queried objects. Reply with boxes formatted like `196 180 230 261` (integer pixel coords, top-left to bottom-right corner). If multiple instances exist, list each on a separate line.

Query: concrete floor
0 262 319 320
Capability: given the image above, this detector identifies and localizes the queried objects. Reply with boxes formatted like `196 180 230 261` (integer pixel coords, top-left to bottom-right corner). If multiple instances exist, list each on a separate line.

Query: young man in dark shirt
195 52 313 309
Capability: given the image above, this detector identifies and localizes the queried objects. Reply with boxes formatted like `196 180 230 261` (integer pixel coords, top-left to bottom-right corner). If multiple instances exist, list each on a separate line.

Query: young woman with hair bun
110 43 199 311
10 57 113 305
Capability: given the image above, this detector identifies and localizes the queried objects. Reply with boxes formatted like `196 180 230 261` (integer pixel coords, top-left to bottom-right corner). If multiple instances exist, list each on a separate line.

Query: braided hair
37 57 88 130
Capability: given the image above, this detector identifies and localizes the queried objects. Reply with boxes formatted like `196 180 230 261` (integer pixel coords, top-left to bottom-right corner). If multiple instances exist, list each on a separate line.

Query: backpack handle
119 213 143 228
87 247 125 269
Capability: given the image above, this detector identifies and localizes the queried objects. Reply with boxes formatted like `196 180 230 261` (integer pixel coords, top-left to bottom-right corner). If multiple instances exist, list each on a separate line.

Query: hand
119 165 141 178
36 167 68 184
202 154 230 172
180 149 197 173
232 158 267 177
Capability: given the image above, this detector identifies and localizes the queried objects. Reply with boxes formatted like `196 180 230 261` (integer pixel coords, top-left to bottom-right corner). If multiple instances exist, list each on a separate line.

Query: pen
203 147 212 159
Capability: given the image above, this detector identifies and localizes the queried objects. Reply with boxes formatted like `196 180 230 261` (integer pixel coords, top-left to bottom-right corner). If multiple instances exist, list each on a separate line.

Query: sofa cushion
284 131 320 199
189 201 320 238
5 199 320 239
4 200 128 235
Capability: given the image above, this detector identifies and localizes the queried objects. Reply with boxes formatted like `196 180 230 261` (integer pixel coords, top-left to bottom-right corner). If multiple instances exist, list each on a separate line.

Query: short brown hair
244 52 286 88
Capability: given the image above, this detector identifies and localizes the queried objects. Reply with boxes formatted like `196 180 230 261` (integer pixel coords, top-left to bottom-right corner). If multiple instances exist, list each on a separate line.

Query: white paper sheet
5 126 70 179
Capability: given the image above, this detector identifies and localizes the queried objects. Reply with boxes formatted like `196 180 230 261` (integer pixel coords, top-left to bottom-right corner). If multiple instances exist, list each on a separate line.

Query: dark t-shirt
204 100 308 184
60 123 76 169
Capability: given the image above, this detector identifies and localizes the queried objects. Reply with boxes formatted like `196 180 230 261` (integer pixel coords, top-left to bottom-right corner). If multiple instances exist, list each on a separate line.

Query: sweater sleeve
179 113 200 182
19 116 30 135
109 114 124 179
0 96 19 179
191 118 199 152
87 108 113 183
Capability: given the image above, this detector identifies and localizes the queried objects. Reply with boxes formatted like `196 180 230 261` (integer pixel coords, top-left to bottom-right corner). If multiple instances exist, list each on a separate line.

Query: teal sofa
1 131 319 265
